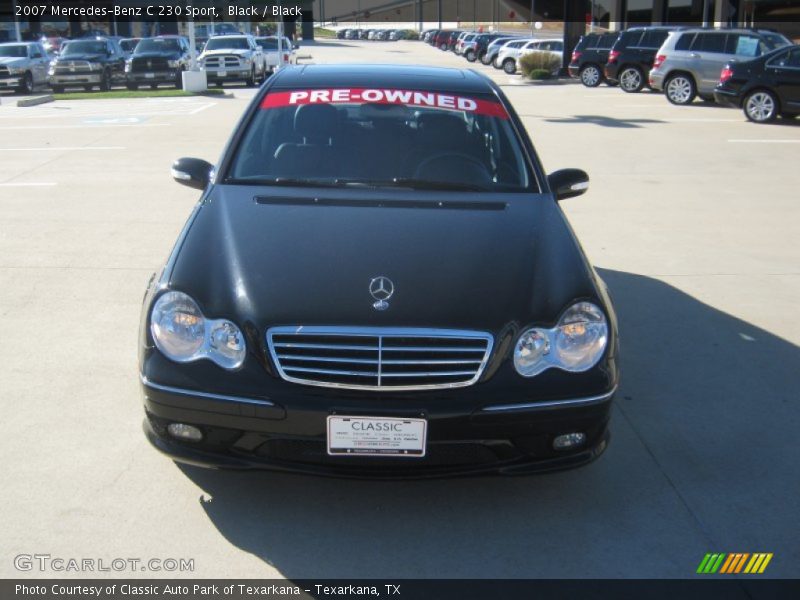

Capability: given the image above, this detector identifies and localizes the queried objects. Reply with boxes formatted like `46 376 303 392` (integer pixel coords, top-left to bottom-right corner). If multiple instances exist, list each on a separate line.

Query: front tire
479 51 490 65
665 73 696 105
439 42 447 51
465 49 477 62
744 89 779 123
246 66 257 87
99 70 111 91
50 85 64 94
126 83 138 91
18 71 34 94
502 59 516 75
619 66 644 93
580 64 602 87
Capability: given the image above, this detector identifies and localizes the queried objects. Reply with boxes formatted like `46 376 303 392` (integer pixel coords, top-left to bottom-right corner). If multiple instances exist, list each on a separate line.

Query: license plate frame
326 415 427 457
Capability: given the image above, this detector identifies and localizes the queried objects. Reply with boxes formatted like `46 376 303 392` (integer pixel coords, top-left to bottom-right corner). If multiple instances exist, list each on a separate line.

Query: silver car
0 42 49 93
649 28 791 105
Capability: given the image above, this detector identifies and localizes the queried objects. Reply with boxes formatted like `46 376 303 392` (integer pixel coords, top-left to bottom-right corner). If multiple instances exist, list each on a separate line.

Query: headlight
8 67 25 75
89 63 102 71
124 61 131 72
513 302 608 377
167 59 180 68
150 291 246 370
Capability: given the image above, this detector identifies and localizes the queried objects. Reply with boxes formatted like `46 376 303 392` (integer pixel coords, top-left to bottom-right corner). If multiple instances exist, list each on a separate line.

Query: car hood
0 57 27 67
56 53 106 63
132 51 180 59
201 49 249 58
168 186 600 333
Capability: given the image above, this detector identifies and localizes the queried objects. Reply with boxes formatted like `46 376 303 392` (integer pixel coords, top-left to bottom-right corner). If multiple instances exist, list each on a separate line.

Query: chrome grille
55 61 92 74
204 55 241 68
267 327 493 391
0 66 10 79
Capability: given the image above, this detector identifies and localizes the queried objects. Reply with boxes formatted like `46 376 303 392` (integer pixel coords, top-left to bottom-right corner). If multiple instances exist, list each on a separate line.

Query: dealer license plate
327 416 427 457
217 70 227 77
144 73 155 79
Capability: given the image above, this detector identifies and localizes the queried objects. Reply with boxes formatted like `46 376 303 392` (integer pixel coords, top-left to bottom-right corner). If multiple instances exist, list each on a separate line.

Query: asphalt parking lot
1 39 798 580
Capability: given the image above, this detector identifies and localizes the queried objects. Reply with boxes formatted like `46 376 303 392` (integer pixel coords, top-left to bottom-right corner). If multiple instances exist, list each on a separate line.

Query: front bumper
0 77 22 88
202 67 250 81
141 375 614 478
48 73 102 85
127 70 179 84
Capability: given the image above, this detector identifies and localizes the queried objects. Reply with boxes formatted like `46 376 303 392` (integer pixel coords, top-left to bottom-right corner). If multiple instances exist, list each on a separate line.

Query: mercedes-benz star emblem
369 276 394 311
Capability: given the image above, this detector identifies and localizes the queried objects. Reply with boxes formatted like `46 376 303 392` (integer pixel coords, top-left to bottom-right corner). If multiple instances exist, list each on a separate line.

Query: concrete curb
17 94 54 107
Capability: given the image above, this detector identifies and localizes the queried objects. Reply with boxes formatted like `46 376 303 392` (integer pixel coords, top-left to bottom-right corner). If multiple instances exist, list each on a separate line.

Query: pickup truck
254 36 298 73
198 35 266 87
0 41 49 93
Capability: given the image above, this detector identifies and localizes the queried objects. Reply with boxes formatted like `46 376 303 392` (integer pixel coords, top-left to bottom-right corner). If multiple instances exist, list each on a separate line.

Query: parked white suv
496 38 564 74
649 28 791 105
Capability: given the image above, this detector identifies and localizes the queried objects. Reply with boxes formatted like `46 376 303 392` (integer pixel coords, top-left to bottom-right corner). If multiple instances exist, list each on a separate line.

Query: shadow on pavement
178 269 800 578
544 114 666 128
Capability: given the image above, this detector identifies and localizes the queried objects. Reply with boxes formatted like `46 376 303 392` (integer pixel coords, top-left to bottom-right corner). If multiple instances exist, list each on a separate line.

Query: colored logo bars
697 553 773 574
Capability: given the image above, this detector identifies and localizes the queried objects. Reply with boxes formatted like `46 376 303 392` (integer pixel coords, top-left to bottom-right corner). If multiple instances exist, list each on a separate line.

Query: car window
693 33 727 54
61 41 107 55
205 37 250 51
642 30 670 48
789 48 800 68
769 47 800 68
136 39 182 53
599 34 617 49
228 88 534 192
620 30 643 48
675 32 695 51
30 46 43 58
725 34 761 57
0 45 27 58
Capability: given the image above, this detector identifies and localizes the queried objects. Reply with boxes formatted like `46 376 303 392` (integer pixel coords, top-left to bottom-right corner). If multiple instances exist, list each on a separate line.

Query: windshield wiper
333 178 490 192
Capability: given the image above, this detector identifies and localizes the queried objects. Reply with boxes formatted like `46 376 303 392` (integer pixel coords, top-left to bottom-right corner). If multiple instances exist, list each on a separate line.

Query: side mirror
171 157 213 190
547 168 589 201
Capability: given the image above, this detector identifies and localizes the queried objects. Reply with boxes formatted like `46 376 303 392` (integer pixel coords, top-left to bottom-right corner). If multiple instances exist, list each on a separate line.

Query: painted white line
188 102 216 115
728 139 800 144
0 182 57 187
0 146 125 151
667 118 743 122
0 124 169 130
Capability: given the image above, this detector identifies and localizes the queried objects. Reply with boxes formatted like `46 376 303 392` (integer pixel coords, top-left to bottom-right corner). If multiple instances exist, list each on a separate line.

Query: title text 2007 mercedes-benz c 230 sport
138 64 620 478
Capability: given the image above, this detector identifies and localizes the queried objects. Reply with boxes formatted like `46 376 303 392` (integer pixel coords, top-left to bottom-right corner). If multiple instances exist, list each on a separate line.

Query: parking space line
0 146 125 151
0 124 169 130
0 182 57 187
188 102 216 115
728 139 800 144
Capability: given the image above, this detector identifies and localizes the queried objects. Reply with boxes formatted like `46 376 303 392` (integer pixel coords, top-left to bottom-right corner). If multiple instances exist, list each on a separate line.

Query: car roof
269 64 495 95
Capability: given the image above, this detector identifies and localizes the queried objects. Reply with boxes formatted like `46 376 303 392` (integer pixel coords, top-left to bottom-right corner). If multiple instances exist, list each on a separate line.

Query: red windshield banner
260 88 509 119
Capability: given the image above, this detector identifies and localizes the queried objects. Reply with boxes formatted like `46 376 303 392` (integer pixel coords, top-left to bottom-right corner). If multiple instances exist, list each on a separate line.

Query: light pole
11 0 22 41
530 0 535 36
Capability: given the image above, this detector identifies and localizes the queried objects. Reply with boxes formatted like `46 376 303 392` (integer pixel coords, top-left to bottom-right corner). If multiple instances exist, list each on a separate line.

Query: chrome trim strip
140 375 275 407
482 387 617 413
267 326 494 392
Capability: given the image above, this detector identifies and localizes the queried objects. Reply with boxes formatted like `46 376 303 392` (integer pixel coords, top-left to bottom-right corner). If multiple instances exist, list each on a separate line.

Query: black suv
469 33 504 64
125 36 191 90
569 32 620 87
605 26 675 92
47 37 127 92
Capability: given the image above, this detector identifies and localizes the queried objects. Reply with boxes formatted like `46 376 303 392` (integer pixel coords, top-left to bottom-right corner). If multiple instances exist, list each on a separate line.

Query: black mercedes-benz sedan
714 45 800 123
139 64 620 478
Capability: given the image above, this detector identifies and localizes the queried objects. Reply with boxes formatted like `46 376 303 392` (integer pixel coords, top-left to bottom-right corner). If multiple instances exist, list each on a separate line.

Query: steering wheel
413 152 493 186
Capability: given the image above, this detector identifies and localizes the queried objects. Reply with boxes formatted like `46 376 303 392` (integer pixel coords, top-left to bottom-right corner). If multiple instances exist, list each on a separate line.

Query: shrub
403 30 420 40
519 51 561 79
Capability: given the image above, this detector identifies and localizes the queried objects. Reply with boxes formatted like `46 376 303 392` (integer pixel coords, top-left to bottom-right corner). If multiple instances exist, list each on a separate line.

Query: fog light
167 423 203 442
553 432 586 450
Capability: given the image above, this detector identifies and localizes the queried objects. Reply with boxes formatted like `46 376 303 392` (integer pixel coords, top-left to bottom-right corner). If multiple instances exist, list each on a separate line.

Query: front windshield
136 39 181 53
763 33 791 49
256 38 290 50
227 87 534 192
205 37 249 51
0 45 27 58
62 41 106 55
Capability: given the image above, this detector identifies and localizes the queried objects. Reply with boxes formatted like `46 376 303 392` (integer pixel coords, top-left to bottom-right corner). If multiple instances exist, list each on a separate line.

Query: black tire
619 66 644 93
664 73 697 105
83 85 94 91
579 64 602 87
502 58 516 75
246 66 257 87
150 84 158 90
99 70 111 91
743 89 779 123
479 51 490 65
465 49 477 62
439 43 447 51
18 71 34 94
492 56 502 69
126 83 138 91
50 85 64 94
